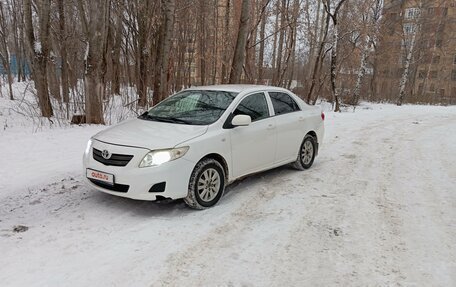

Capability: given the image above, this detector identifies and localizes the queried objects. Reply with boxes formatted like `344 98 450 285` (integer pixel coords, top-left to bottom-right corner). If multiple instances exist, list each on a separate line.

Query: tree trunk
111 12 123 95
306 11 330 104
153 0 176 104
34 54 53 117
273 0 286 86
137 3 149 107
397 30 417 106
326 0 348 111
24 0 53 117
257 1 267 83
137 50 148 106
0 59 15 100
271 0 280 73
331 24 340 112
84 63 105 124
57 0 69 104
229 0 250 84
307 0 321 81
47 56 61 100
7 64 14 100
279 0 298 87
77 0 110 124
158 0 175 101
221 0 231 84
0 2 13 100
350 37 370 106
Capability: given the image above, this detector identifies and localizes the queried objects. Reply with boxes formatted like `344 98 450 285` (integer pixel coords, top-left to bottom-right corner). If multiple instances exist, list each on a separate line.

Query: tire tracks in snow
153 110 456 286
153 168 301 286
386 114 456 286
153 114 406 286
267 115 409 286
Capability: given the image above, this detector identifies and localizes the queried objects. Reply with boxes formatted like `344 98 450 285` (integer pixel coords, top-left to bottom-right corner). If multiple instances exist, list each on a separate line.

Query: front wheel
292 135 317 170
184 158 226 209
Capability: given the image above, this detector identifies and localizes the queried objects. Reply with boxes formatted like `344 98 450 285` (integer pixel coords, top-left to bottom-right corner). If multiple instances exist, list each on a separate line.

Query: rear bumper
83 140 195 200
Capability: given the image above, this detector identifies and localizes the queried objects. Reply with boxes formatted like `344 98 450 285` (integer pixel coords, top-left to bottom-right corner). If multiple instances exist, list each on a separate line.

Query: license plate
86 169 114 185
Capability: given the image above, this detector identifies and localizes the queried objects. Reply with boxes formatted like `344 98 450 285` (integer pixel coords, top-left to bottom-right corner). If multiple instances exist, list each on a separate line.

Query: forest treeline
0 0 452 124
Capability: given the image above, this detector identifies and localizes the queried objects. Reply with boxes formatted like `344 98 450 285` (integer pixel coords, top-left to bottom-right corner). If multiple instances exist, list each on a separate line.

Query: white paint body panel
83 85 324 201
93 118 208 150
230 117 277 177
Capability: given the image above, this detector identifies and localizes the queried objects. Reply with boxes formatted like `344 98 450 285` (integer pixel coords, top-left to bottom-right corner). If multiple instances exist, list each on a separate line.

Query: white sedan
83 85 324 209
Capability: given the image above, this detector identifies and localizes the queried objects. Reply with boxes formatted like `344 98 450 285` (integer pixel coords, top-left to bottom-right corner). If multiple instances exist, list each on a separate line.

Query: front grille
93 148 134 167
89 179 129 193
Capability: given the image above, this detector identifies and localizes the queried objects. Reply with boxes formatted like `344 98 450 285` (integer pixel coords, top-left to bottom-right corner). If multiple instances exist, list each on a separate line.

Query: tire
292 135 317 170
184 158 226 209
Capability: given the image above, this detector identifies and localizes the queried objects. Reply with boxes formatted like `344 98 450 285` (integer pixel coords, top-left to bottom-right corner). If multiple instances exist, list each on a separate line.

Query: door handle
299 117 304 121
267 124 275 130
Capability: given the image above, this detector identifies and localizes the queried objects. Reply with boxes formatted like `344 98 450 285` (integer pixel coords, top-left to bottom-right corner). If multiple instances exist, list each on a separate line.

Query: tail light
321 112 325 121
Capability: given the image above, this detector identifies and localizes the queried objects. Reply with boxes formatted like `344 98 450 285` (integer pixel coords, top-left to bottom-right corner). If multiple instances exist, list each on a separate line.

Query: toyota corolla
83 85 324 209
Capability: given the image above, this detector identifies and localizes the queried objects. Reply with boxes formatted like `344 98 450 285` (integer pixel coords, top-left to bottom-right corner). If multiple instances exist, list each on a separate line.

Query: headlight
85 139 93 155
139 146 189 168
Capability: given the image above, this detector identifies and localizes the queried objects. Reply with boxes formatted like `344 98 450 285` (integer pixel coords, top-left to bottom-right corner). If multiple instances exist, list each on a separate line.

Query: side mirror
231 114 251 127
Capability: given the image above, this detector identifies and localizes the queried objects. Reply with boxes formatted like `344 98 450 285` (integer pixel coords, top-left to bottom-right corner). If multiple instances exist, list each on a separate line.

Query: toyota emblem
101 149 111 159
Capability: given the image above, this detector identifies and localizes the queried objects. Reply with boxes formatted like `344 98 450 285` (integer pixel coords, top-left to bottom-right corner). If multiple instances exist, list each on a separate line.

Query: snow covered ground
0 96 455 286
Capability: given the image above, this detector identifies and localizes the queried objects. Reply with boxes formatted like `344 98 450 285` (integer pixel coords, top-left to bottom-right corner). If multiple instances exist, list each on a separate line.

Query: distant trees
0 0 453 120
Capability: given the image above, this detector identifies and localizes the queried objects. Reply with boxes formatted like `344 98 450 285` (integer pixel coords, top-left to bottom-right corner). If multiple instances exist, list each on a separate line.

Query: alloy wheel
301 140 314 165
197 168 221 202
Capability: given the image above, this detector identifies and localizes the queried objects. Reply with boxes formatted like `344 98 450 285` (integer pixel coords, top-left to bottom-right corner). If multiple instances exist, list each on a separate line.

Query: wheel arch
305 130 318 155
198 153 229 181
306 130 317 142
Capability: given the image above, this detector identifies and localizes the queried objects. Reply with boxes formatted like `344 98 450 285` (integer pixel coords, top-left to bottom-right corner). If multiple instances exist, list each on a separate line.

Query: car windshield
139 90 237 125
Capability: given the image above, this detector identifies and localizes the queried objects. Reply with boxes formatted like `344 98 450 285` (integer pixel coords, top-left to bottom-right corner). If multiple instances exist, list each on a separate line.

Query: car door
229 92 277 178
268 91 304 164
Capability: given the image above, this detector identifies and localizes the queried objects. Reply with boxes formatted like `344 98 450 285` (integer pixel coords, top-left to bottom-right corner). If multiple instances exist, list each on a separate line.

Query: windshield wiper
163 116 192 124
140 114 191 124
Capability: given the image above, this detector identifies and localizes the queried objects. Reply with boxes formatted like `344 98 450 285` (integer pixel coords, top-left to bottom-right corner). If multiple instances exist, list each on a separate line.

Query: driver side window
233 93 269 122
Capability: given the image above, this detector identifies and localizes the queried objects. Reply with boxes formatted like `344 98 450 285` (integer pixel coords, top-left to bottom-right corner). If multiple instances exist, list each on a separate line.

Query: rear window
269 92 300 115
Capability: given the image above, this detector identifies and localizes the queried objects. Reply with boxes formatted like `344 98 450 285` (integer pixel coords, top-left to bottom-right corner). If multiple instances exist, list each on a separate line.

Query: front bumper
83 140 195 200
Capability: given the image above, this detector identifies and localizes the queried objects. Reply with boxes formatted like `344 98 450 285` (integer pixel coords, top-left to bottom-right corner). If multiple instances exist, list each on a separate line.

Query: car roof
185 84 290 94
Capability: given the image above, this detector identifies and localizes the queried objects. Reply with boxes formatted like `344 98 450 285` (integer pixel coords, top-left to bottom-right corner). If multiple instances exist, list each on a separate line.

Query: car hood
93 118 208 150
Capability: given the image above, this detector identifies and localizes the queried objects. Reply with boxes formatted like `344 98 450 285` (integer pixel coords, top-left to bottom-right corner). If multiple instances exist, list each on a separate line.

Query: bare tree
397 27 418 106
306 3 331 104
257 0 269 83
77 0 111 124
350 0 382 105
324 0 348 112
0 1 14 100
229 0 250 83
57 0 69 104
397 1 422 106
153 0 176 103
24 0 53 117
133 0 155 106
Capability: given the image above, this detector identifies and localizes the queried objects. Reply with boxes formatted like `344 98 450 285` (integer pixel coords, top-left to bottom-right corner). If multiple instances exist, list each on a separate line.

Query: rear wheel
292 135 317 170
184 158 225 209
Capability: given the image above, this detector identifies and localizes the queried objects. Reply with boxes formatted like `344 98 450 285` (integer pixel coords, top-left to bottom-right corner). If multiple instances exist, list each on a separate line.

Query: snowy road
1 104 455 286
